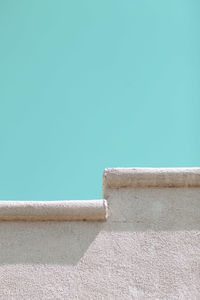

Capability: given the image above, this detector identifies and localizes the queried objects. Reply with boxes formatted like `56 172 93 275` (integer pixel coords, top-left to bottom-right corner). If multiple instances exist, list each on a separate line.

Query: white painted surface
1 168 200 299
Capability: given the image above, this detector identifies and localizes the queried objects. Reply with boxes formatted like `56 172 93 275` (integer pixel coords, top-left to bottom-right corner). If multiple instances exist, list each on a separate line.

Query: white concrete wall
0 168 200 299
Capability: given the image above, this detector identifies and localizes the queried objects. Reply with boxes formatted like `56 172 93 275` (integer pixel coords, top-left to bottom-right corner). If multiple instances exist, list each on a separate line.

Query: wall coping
103 168 200 191
0 200 108 222
1 168 200 221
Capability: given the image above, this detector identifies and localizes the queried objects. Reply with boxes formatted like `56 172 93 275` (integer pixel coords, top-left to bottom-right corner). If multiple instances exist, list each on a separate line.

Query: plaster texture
0 168 200 299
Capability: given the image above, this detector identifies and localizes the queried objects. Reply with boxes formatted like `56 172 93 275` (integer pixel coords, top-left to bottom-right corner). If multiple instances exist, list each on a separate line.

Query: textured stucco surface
1 168 200 299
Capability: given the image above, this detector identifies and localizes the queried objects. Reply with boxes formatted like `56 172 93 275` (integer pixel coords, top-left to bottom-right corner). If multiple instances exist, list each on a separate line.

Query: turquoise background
0 1 199 200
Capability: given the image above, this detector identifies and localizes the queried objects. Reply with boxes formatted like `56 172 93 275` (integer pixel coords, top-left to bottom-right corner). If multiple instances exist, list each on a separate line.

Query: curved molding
0 200 108 222
103 168 200 191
